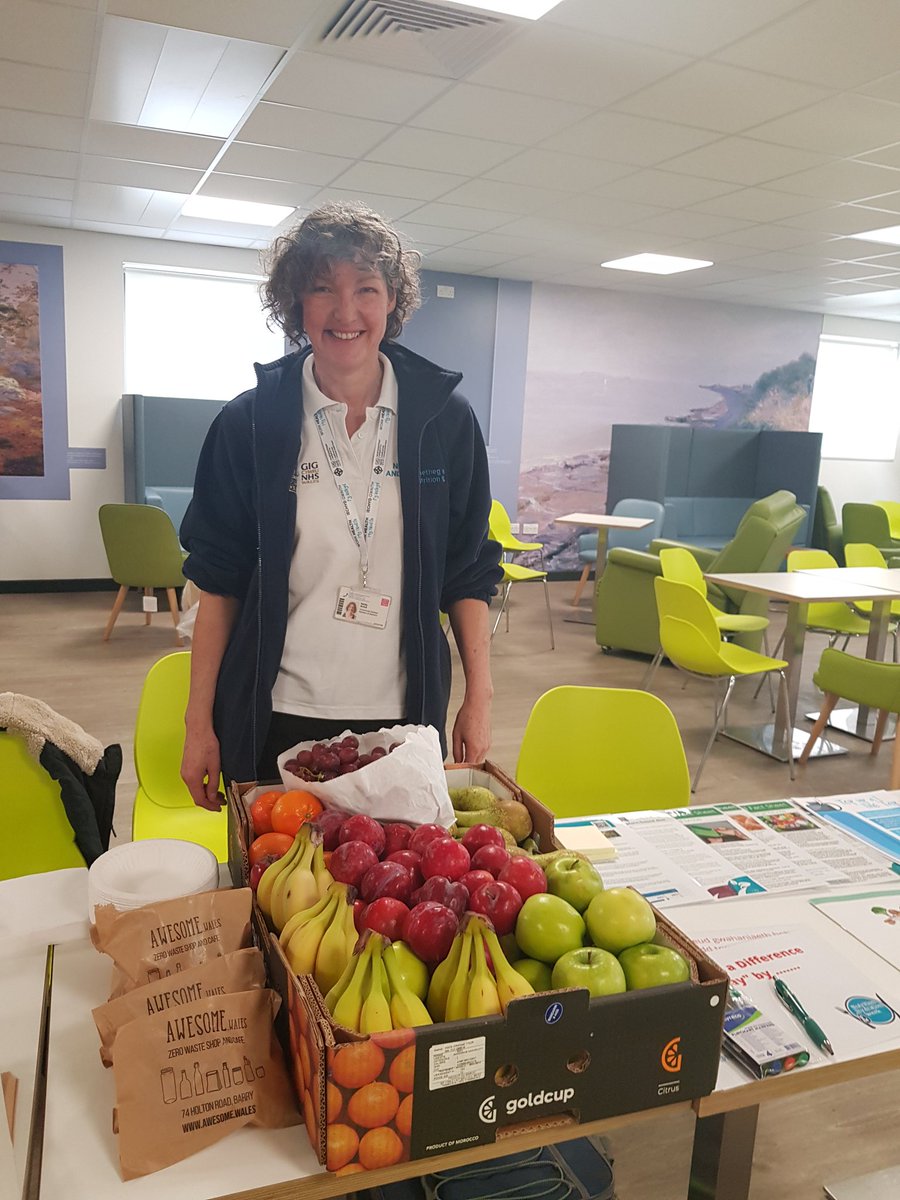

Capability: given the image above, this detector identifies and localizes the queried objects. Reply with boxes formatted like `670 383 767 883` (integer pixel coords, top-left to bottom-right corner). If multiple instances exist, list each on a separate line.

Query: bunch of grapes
284 735 402 782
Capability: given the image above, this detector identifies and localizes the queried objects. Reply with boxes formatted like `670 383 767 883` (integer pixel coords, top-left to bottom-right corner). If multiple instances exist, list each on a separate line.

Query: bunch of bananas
277 880 358 994
256 824 334 933
427 915 534 1021
324 932 433 1033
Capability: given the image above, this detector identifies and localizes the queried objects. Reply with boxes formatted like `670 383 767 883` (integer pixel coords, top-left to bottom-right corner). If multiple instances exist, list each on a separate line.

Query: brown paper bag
91 888 252 995
112 988 299 1180
92 947 266 1067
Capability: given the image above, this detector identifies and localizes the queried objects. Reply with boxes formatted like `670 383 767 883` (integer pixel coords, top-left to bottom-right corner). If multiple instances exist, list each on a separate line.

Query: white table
705 570 900 762
555 512 654 625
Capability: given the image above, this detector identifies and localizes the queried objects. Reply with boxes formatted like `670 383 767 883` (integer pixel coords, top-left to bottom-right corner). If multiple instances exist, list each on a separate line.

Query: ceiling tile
80 156 204 192
73 181 154 223
409 84 590 146
543 111 720 166
330 161 465 202
720 223 823 250
616 61 828 134
0 108 83 153
856 70 900 105
0 61 88 117
453 231 546 257
421 247 513 272
218 141 351 186
0 193 73 219
402 202 511 232
466 24 688 108
777 204 900 236
846 191 900 216
548 0 808 56
661 137 826 185
264 51 449 124
436 177 568 215
236 101 394 158
163 227 256 247
627 209 753 239
0 170 75 201
304 188 421 221
0 144 78 179
139 190 192 226
76 219 165 237
85 122 223 168
392 221 472 248
594 170 738 207
549 194 664 228
715 0 900 90
826 279 897 294
689 187 821 222
765 159 900 203
485 150 634 191
848 250 900 269
200 172 318 208
107 0 319 44
858 143 900 171
3 1 96 71
747 93 900 157
367 128 519 176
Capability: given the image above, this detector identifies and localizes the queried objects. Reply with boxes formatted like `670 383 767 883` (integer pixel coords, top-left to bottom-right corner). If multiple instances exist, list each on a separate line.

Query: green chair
0 731 87 879
99 503 187 645
491 562 554 650
800 648 900 787
811 485 844 565
132 651 228 861
783 548 876 650
652 577 793 791
516 686 690 816
842 503 900 560
875 501 900 541
845 543 900 599
595 490 807 657
489 500 544 566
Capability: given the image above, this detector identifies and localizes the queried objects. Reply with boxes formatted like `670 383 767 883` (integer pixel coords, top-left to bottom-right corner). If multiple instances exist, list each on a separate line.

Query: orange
249 789 282 836
395 1093 413 1139
358 1126 404 1170
331 1040 385 1090
326 1124 359 1172
335 1164 365 1177
388 1045 415 1094
347 1081 400 1129
271 790 324 837
248 831 294 867
371 1027 414 1052
326 1081 343 1124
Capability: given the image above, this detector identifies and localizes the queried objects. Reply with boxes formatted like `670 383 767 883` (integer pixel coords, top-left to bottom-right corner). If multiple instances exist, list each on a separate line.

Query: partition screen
809 335 900 460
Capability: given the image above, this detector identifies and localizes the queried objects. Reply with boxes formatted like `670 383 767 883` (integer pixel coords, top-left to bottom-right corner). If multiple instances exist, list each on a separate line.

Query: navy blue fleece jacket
180 341 502 782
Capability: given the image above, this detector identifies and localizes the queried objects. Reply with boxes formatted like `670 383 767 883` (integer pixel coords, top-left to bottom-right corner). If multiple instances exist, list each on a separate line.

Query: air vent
317 0 517 78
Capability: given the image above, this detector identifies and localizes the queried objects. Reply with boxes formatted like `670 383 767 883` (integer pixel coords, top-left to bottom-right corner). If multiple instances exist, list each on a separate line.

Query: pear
449 785 497 812
452 797 532 842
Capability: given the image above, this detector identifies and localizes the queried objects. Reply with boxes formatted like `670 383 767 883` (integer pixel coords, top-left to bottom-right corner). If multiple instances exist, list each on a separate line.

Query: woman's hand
181 726 224 810
452 694 492 764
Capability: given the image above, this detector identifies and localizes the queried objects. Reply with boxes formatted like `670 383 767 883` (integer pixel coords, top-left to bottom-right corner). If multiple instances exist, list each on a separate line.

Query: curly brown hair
262 203 421 345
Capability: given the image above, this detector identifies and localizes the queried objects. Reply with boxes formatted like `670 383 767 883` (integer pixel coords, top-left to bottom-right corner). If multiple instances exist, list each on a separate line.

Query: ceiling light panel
91 16 284 137
851 224 900 247
181 195 295 226
601 253 713 274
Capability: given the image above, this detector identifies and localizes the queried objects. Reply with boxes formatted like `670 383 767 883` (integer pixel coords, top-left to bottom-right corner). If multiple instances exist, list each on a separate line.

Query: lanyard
313 405 392 589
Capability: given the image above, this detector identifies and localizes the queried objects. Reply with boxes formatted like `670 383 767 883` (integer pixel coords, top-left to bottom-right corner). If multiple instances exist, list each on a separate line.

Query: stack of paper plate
88 839 219 920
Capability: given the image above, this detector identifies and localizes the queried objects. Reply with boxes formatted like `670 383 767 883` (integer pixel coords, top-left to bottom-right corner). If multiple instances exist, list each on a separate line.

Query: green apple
585 887 656 955
512 957 554 992
618 943 690 990
544 854 604 913
515 893 585 964
551 947 626 997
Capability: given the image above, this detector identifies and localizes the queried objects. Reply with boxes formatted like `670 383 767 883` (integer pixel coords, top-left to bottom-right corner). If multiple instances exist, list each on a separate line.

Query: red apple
471 844 511 877
329 840 379 886
498 857 548 902
382 822 414 855
385 849 424 890
362 897 409 942
460 869 495 897
359 860 414 904
421 837 471 882
401 901 459 964
249 858 275 891
338 814 386 858
408 824 452 857
461 824 507 855
468 880 523 936
412 875 468 917
314 808 347 851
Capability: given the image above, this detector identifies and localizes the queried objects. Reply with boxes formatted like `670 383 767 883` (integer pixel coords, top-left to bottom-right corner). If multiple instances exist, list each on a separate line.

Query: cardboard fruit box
227 766 727 1172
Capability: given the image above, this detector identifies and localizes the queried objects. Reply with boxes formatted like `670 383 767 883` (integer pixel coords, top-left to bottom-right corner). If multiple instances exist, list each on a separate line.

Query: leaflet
811 888 900 970
797 791 900 866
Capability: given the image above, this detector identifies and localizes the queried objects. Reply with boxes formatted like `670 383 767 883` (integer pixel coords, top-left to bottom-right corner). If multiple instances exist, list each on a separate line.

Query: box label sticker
429 1037 486 1090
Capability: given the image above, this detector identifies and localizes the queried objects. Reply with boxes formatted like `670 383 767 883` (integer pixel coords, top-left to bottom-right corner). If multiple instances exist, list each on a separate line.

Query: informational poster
798 792 900 864
812 888 900 970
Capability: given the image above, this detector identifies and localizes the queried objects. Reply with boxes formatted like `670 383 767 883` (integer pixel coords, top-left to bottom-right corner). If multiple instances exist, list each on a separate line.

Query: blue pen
772 976 834 1056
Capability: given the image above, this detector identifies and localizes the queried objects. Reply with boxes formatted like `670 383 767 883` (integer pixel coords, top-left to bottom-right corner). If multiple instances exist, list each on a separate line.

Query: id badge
335 586 392 629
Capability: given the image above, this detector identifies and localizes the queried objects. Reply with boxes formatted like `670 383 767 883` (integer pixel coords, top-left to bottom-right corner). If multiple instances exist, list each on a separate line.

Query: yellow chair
491 562 555 650
784 548 879 648
132 651 228 861
99 503 187 645
0 731 86 879
845 543 900 630
489 500 544 566
800 648 900 786
652 577 793 791
875 501 900 541
516 686 690 816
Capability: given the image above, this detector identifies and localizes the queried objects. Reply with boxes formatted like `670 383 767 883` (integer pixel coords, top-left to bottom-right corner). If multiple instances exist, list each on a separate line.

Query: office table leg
688 1106 759 1200
565 528 609 626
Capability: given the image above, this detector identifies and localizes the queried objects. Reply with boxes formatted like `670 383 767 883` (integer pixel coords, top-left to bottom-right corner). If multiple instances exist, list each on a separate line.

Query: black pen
773 975 834 1056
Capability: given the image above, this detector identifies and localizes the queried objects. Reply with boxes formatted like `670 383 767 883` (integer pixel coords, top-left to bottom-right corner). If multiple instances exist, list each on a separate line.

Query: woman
180 203 502 808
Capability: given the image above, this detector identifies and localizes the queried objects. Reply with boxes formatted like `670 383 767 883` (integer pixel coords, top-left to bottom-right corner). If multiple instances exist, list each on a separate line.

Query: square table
703 570 900 762
555 512 654 626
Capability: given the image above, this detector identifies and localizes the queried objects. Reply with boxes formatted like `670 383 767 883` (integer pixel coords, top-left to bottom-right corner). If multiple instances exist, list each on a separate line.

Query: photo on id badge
335 586 391 628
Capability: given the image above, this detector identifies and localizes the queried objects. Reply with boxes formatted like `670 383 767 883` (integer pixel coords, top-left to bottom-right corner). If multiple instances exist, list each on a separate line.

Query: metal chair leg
776 670 795 780
541 577 555 650
642 647 663 690
692 676 735 792
491 581 512 639
754 628 784 701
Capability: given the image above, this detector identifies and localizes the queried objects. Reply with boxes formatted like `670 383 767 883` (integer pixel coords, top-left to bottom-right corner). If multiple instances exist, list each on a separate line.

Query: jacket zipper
251 391 262 774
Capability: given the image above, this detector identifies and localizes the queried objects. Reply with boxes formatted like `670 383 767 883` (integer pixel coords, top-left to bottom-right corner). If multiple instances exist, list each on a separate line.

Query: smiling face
301 258 396 379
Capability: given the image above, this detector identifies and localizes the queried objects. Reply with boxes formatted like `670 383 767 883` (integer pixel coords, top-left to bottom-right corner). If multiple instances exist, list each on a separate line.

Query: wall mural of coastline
0 261 43 476
519 285 823 570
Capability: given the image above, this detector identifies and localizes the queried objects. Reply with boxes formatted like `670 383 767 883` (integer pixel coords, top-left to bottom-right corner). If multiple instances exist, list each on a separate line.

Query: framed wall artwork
0 240 70 499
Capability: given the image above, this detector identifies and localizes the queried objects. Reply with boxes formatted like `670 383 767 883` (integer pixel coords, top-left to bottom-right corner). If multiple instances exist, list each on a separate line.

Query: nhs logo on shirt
290 461 320 491
385 461 400 478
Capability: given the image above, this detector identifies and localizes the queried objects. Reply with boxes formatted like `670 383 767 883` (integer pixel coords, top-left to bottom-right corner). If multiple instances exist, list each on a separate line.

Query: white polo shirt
271 353 406 719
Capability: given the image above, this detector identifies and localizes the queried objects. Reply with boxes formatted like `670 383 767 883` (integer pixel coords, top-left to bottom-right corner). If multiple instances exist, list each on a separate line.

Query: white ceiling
8 0 900 317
